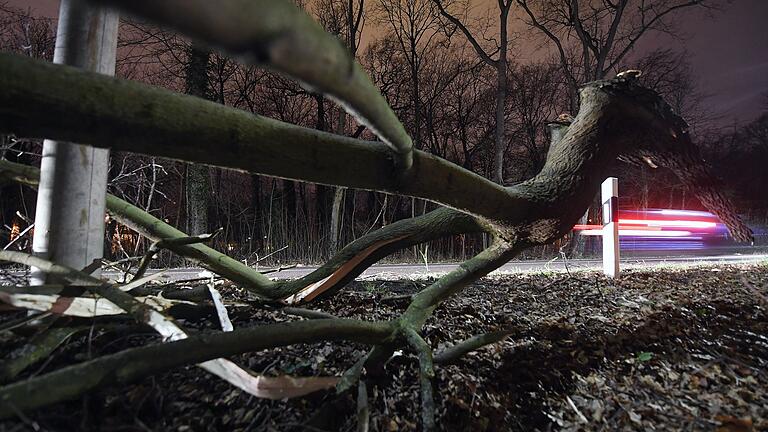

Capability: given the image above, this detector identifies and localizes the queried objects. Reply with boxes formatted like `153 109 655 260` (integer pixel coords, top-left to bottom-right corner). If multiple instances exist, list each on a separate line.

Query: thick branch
90 0 414 170
401 239 520 328
0 319 394 417
0 57 750 251
0 53 520 222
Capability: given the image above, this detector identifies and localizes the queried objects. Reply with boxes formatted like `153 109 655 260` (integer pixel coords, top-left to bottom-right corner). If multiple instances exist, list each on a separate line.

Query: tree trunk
329 187 346 254
492 5 510 184
250 174 263 254
30 0 118 284
184 44 211 236
329 109 347 255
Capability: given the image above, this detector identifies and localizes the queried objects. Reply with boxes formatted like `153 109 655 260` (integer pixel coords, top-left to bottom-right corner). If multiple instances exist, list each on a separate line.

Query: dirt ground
1 263 767 431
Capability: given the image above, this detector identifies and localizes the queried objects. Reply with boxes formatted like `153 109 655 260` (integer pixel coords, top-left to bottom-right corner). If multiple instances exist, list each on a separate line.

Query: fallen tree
0 0 753 429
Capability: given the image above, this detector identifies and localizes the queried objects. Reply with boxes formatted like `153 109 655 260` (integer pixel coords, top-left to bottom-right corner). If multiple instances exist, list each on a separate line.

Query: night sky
9 0 768 126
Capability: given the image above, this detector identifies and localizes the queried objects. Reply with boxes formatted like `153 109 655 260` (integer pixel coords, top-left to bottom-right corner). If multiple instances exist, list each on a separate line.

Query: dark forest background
1 1 766 265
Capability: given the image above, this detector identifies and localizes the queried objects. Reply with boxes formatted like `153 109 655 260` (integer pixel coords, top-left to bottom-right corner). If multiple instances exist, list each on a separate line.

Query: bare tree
433 0 514 183
375 0 443 150
516 0 720 255
517 0 716 109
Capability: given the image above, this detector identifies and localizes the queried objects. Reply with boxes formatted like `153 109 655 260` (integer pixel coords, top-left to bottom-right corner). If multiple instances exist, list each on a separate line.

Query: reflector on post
602 177 619 278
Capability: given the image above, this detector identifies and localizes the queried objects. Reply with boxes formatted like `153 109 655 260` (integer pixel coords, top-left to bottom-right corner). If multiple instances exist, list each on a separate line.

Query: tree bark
0 53 519 224
184 45 212 236
90 0 414 170
329 186 346 254
29 0 118 284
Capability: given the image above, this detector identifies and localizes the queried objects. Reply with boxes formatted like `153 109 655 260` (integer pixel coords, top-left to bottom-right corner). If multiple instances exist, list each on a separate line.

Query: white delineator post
30 0 119 284
601 177 620 278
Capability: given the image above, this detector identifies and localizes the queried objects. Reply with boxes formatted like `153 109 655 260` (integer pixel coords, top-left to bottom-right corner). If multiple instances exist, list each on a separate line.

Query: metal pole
30 0 119 284
602 177 619 278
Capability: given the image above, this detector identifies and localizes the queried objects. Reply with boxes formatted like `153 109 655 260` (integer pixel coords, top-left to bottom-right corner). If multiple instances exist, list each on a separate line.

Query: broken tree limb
90 0 414 171
0 53 520 222
106 196 279 293
279 207 483 302
357 242 521 379
402 240 522 329
280 307 338 320
1 55 752 245
0 318 394 417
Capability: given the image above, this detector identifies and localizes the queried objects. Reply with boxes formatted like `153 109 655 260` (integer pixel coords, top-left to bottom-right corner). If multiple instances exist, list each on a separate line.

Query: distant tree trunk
492 3 512 184
493 48 508 184
329 108 349 255
250 174 263 255
283 180 296 224
30 0 118 284
184 44 211 235
312 93 331 254
329 187 345 253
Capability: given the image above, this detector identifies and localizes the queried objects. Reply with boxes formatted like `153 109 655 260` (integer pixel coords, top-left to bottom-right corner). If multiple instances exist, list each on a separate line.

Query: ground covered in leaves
1 263 767 431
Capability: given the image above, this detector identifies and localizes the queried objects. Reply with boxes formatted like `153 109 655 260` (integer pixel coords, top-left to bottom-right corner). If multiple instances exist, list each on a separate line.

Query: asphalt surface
99 249 768 282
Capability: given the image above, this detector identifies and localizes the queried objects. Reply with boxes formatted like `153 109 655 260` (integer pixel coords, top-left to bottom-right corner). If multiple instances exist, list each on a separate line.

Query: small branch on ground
433 329 516 365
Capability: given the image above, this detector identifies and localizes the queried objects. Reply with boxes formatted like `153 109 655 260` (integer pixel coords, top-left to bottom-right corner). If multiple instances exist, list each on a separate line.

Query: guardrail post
602 177 619 278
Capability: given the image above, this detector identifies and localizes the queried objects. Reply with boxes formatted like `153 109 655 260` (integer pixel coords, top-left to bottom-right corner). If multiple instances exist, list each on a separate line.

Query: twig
255 245 288 264
260 263 298 274
133 228 223 280
79 258 102 275
566 394 589 424
380 293 413 303
14 211 32 225
433 329 515 364
281 307 338 320
2 223 33 251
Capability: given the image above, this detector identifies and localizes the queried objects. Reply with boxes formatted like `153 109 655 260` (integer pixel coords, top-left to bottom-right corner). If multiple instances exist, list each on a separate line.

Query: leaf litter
0 262 766 431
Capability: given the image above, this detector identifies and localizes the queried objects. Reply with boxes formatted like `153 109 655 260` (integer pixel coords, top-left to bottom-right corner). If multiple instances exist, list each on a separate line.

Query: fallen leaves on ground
0 262 766 431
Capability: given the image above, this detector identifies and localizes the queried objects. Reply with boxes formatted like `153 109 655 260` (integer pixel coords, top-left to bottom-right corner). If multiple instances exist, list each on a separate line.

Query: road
101 250 768 282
